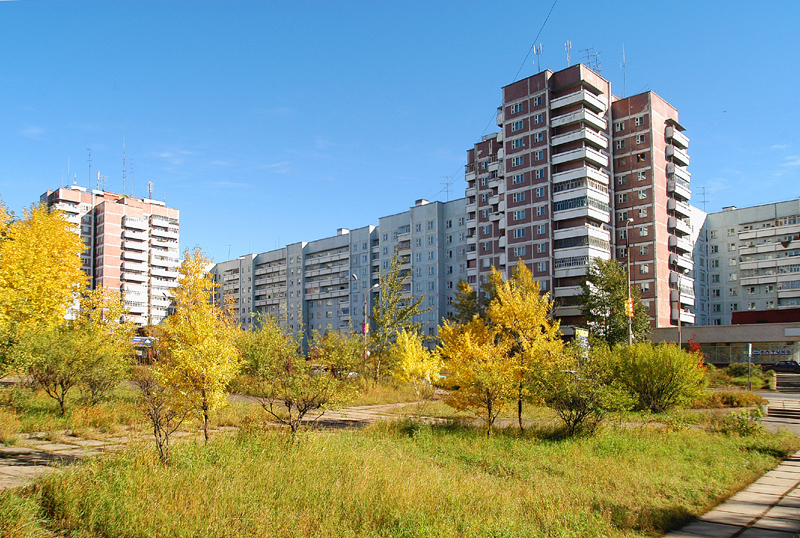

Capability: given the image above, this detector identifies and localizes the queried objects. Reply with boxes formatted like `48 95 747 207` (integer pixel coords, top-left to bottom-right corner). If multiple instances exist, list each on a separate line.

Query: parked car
766 360 800 373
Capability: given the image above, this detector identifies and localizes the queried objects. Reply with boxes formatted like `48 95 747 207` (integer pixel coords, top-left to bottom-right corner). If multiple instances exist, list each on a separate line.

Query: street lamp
624 217 634 346
352 274 380 352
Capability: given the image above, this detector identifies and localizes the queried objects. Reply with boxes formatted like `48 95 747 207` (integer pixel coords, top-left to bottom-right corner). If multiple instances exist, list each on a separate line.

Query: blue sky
2 0 799 263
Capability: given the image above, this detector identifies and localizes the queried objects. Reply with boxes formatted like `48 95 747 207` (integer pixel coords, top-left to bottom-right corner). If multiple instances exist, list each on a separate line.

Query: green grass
3 421 798 537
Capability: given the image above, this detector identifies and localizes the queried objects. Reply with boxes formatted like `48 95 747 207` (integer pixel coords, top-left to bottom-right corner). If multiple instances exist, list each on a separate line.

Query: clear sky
2 0 799 263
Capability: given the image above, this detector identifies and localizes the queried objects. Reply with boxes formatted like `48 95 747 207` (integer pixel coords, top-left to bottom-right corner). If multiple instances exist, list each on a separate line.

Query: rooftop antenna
130 158 134 198
621 43 626 98
533 44 543 73
87 148 92 190
122 137 126 196
97 171 107 192
565 40 572 67
699 186 709 212
148 181 153 200
581 47 601 73
441 175 453 201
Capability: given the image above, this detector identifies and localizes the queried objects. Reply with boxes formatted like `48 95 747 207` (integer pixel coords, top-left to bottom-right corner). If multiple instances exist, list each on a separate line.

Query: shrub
694 391 766 409
712 408 765 436
726 363 763 379
614 342 706 413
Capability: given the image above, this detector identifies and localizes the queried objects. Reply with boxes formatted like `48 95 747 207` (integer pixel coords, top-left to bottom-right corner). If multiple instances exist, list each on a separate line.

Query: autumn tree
156 248 242 443
578 258 650 347
0 201 86 372
487 263 563 431
132 365 187 466
391 329 443 417
370 252 429 380
451 279 480 325
240 315 356 436
439 317 515 435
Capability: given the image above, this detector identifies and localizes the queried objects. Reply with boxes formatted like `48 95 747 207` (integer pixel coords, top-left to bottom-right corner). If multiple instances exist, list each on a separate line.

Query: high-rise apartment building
41 185 181 325
212 199 468 344
464 63 694 333
697 199 800 325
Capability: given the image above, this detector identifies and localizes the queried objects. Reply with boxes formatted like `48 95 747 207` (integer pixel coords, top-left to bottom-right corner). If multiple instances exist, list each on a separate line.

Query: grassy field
2 420 798 538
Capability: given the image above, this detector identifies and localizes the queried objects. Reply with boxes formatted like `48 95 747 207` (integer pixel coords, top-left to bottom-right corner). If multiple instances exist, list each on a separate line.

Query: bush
694 391 766 409
711 408 765 436
726 362 763 378
614 343 706 413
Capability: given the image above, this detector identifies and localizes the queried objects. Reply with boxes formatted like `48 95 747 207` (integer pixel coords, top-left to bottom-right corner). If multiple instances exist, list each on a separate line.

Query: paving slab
70 439 108 447
752 517 800 533
738 528 799 538
766 506 800 521
699 509 758 526
677 520 741 537
35 443 80 452
729 491 784 505
745 483 795 496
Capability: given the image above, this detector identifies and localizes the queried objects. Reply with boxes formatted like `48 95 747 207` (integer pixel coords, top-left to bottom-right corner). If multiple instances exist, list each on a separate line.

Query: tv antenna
565 40 572 67
533 44 543 73
441 175 453 201
97 170 107 191
620 44 626 98
148 181 153 200
581 47 601 73
699 186 709 212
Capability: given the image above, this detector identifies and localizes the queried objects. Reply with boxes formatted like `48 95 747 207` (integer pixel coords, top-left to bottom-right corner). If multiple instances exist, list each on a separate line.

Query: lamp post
352 274 380 354
625 217 634 346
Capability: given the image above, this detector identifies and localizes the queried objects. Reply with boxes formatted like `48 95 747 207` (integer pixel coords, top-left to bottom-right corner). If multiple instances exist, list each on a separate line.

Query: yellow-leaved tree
487 263 564 431
0 201 87 372
438 317 515 435
156 248 242 443
391 329 442 417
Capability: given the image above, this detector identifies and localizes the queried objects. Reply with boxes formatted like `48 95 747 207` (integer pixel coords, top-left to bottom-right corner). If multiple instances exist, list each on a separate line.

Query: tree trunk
201 388 209 444
518 396 524 432
486 398 493 437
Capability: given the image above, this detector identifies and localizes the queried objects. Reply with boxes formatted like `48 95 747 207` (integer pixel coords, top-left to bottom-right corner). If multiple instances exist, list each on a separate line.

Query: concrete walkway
666 450 800 538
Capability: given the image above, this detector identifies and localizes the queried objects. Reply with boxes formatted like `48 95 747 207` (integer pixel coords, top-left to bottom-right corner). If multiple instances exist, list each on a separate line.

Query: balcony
669 253 694 273
666 145 690 167
150 256 180 268
123 216 148 231
669 234 693 254
122 272 148 283
121 282 148 295
151 267 179 279
122 229 148 241
550 88 607 113
122 240 148 252
668 216 692 236
496 109 504 126
667 163 691 183
552 195 611 224
665 126 689 149
121 261 147 272
667 177 691 201
465 186 477 197
122 250 148 263
553 285 583 298
551 165 610 186
551 108 607 131
671 308 696 325
671 287 695 307
150 227 179 240
550 128 608 149
551 146 608 168
668 198 692 218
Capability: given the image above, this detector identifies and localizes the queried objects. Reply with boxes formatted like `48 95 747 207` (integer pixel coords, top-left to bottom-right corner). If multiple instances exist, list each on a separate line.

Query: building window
638 189 647 200
532 96 542 107
482 225 491 235
533 113 544 124
511 156 524 167
618 193 628 203
481 209 489 219
712 289 721 298
536 243 546 254
458 217 465 226
415 238 422 247
636 153 646 162
446 220 452 229
635 134 645 145
618 157 626 167
637 171 647 182
729 288 738 296
615 140 625 150
730 303 739 312
480 177 488 186
710 259 719 268
427 220 434 230
639 226 649 237
614 121 625 132
533 132 544 143
710 230 719 239
481 193 490 203
513 228 526 239
415 223 422 232
512 120 524 132
535 168 545 179
427 236 434 246
640 264 649 274
535 187 545 197
512 138 525 149
729 258 737 266
512 192 526 203
712 275 720 283
537 262 547 272
512 173 524 185
710 245 719 254
712 304 721 313
513 210 525 221
729 273 737 282
510 103 523 114
638 208 647 218
640 282 650 293
635 116 645 127
639 245 648 256
482 242 491 252
536 206 546 217
728 243 736 251
536 224 547 235
513 246 526 257
446 235 452 244
428 251 435 260
618 211 629 222
534 150 544 161
617 175 627 186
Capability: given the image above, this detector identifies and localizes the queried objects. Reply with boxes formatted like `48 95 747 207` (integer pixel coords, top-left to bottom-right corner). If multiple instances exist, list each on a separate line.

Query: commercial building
211 199 468 343
463 63 694 333
40 185 181 326
696 199 800 325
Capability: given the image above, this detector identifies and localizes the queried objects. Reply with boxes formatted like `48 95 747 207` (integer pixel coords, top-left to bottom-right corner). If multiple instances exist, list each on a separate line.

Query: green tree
451 279 480 325
156 248 242 443
0 201 87 372
486 263 563 431
240 316 356 436
578 258 650 346
370 252 430 380
613 342 707 413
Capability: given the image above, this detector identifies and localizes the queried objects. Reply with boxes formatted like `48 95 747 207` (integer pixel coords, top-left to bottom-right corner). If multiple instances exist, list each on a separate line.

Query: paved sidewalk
666 450 800 538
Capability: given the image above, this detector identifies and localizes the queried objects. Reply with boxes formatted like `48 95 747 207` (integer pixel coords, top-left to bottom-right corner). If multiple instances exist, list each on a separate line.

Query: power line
510 0 559 83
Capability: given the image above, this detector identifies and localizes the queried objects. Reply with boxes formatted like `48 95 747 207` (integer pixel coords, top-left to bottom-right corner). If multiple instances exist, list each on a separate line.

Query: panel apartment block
464 64 694 333
212 198 467 343
700 199 800 325
41 185 181 326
